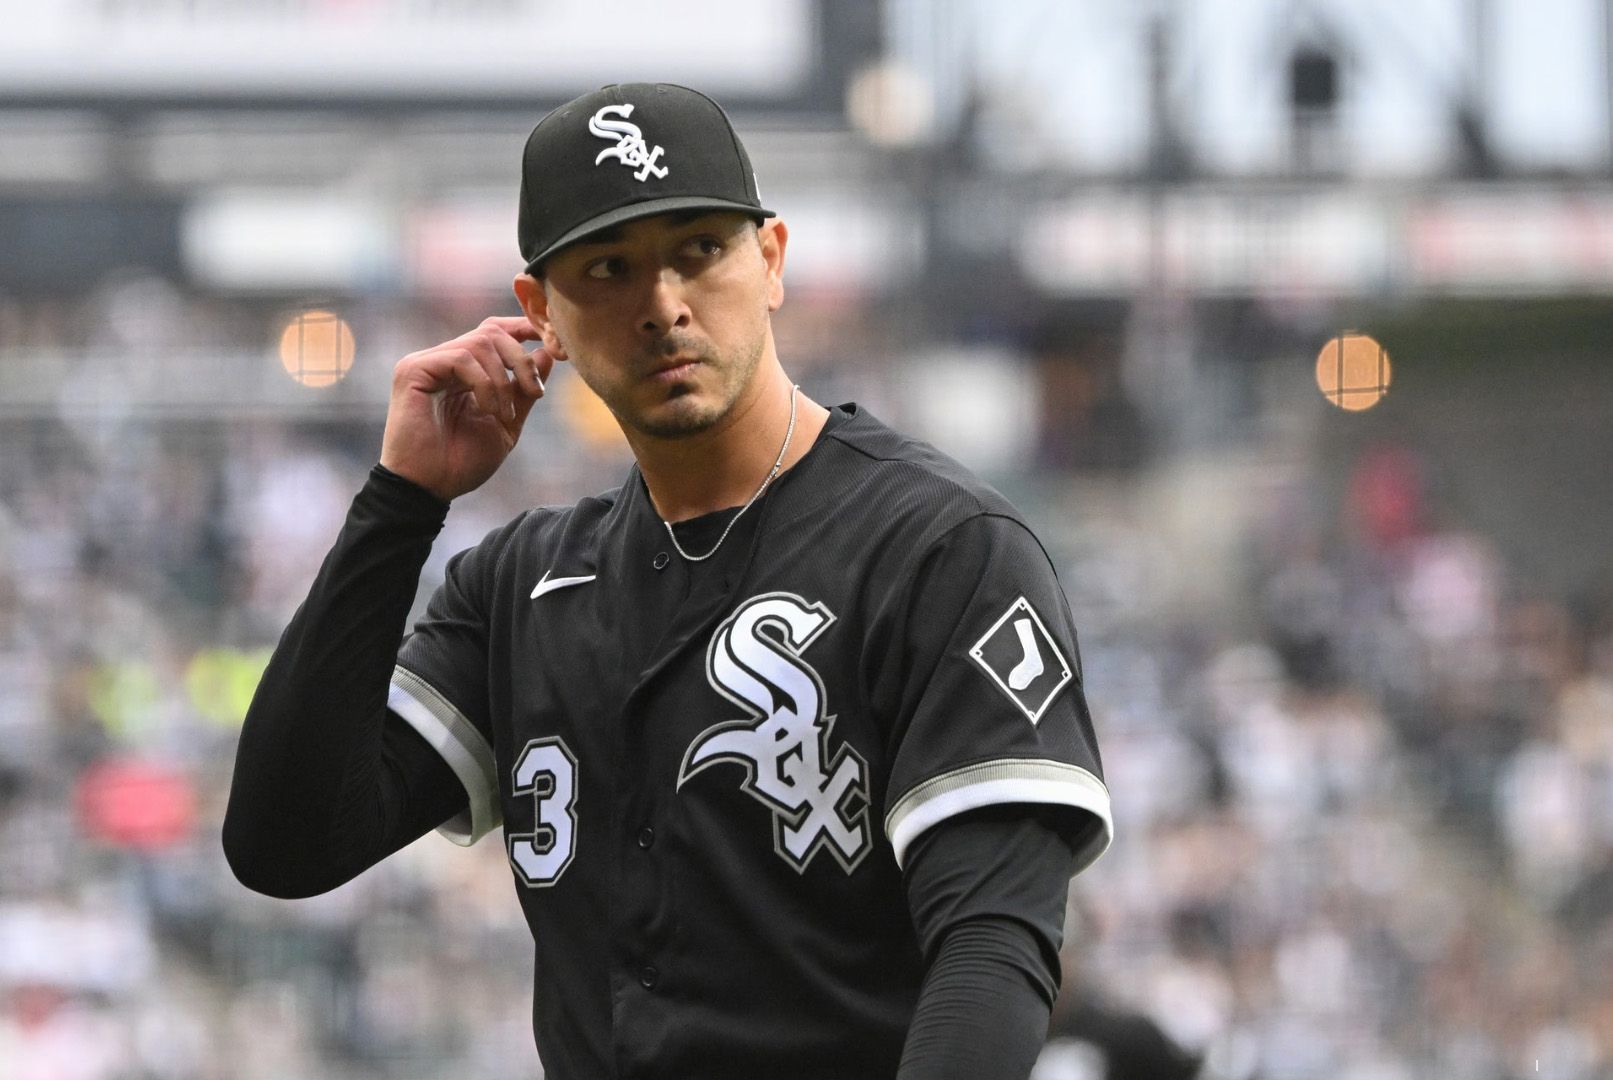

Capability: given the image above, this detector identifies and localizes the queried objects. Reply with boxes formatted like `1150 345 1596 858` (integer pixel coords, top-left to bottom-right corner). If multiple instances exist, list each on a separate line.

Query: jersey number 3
508 737 578 888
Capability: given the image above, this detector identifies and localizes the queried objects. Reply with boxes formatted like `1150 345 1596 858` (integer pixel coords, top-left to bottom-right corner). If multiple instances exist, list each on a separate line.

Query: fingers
437 320 540 423
507 348 558 434
458 335 518 420
394 316 552 424
444 348 507 418
475 317 556 399
483 314 542 342
477 321 548 399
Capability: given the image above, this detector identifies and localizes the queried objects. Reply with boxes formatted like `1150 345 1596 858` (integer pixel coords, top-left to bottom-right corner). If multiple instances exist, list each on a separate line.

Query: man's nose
639 268 692 335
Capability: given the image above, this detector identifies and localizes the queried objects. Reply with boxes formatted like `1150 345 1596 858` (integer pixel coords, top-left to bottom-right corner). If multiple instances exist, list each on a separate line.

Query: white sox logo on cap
518 83 773 271
589 104 668 182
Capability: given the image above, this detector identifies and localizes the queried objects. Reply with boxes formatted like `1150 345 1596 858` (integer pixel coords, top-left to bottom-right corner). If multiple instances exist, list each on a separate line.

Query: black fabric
383 402 1108 1079
222 465 466 898
897 919 1056 1080
871 512 1105 856
897 804 1087 1079
902 804 1085 988
518 82 775 271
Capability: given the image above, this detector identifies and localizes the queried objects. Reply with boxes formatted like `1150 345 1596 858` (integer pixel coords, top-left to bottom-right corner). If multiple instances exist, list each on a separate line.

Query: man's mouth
648 357 702 381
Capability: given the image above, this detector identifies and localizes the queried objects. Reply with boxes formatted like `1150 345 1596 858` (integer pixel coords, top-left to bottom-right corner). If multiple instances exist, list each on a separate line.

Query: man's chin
632 392 724 439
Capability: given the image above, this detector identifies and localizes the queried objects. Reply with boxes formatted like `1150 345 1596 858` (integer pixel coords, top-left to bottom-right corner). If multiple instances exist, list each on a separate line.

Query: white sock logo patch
969 597 1072 725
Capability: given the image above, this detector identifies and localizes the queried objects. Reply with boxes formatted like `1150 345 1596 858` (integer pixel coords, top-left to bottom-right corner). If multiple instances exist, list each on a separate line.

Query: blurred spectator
1034 899 1204 1080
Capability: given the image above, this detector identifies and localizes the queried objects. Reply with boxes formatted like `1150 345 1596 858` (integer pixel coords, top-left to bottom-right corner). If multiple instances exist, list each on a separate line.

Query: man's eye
586 257 625 280
684 237 723 259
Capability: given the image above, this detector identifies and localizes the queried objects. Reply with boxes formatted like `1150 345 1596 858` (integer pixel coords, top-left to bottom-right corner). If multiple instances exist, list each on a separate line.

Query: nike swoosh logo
529 571 597 600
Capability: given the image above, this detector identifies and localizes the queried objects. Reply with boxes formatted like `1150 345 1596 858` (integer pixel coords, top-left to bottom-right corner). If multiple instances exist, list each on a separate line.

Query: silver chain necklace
662 383 799 563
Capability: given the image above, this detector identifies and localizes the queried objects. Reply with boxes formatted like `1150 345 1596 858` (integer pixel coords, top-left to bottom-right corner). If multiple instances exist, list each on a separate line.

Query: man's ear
758 219 787 313
512 273 568 359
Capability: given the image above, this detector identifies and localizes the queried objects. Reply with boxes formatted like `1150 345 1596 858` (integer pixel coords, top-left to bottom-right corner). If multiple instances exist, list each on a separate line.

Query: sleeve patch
967 596 1072 726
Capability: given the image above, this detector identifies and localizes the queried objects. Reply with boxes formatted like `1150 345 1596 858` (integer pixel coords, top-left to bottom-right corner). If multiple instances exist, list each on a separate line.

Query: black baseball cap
517 82 775 273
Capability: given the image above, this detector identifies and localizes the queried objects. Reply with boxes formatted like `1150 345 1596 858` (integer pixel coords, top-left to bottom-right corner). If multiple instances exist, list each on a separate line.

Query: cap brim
525 196 776 272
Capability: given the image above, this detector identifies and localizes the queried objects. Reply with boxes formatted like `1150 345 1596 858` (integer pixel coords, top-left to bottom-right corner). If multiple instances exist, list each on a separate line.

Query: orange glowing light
278 309 355 388
1315 332 1391 411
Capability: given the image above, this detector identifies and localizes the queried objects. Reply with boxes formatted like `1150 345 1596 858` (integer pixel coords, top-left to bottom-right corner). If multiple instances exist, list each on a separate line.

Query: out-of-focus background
3 1 1612 1077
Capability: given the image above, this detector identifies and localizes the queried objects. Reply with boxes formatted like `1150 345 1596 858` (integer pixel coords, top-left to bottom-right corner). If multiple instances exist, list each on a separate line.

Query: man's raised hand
379 316 555 502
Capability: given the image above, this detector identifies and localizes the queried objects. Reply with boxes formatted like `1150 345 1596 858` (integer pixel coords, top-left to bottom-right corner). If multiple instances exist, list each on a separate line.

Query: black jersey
386 403 1113 1078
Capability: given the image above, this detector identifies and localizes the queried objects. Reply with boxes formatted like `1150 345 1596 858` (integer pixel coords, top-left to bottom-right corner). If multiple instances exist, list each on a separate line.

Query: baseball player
224 83 1112 1079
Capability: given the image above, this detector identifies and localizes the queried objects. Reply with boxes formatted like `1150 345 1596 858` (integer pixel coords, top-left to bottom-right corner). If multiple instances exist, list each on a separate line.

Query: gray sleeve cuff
885 759 1113 872
387 666 501 845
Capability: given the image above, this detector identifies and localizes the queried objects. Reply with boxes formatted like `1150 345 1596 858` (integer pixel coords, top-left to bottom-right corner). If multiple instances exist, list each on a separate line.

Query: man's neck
632 373 830 524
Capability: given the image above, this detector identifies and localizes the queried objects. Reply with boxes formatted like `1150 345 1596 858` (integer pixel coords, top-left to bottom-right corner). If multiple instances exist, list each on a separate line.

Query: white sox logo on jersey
589 104 669 182
678 593 870 874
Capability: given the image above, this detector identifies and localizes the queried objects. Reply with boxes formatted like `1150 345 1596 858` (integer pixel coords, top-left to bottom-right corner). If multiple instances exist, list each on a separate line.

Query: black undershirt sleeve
222 465 468 899
897 805 1092 1080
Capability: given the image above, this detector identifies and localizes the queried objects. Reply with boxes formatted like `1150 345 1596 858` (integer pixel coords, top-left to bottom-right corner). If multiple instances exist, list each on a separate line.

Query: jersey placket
606 496 762 1078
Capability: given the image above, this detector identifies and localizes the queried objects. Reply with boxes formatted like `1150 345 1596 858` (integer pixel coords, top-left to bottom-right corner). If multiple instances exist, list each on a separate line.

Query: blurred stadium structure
3 1 1613 1077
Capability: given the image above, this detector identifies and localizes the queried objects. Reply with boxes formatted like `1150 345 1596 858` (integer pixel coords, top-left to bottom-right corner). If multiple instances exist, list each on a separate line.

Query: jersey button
652 552 670 571
636 826 655 849
639 965 659 989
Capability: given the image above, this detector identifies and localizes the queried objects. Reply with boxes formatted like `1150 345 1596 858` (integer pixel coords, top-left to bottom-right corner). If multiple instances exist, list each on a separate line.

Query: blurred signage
1406 192 1613 292
0 0 810 97
183 190 395 290
1024 185 1613 297
1022 189 1394 297
402 189 920 296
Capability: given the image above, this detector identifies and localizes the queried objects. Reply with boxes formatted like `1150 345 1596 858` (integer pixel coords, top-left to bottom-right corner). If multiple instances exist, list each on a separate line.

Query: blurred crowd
1 309 1610 1080
1043 445 1613 1080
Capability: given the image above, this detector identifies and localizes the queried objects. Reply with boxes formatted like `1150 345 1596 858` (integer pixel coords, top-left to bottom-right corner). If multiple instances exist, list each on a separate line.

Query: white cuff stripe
388 667 501 846
884 759 1113 871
